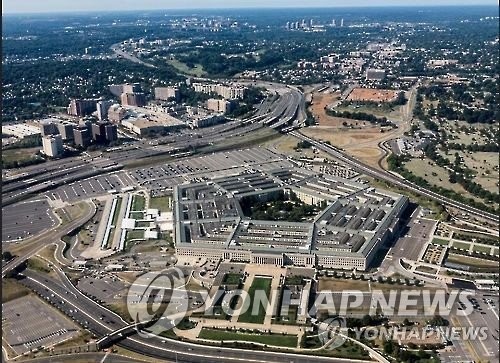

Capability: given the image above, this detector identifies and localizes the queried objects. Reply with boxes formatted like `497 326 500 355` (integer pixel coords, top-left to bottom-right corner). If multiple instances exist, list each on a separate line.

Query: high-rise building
121 92 147 107
108 104 126 123
340 18 344 27
92 121 117 143
91 122 106 143
42 134 64 157
73 126 91 148
154 87 180 101
57 123 75 141
109 83 142 97
97 100 113 121
207 99 236 114
104 124 118 142
286 21 290 30
40 120 59 136
123 83 142 94
67 99 98 117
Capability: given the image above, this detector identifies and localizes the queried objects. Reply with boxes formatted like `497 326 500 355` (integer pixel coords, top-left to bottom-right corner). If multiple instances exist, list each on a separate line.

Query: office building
57 122 75 141
174 170 408 271
67 99 98 117
97 100 113 121
121 92 147 107
193 83 247 100
42 134 64 157
40 120 59 136
91 121 118 143
109 83 142 97
154 87 180 101
73 126 92 148
207 98 236 114
108 104 126 123
104 124 118 142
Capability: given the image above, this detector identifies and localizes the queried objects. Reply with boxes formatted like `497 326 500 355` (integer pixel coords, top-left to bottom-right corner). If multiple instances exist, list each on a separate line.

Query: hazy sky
2 0 497 14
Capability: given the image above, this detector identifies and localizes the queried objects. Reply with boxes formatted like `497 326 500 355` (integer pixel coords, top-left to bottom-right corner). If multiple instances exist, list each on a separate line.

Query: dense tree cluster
239 191 319 222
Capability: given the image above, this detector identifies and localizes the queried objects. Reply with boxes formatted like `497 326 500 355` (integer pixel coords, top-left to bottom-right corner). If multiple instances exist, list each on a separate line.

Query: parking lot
2 199 57 242
131 148 293 193
2 295 79 355
46 172 136 203
77 275 128 303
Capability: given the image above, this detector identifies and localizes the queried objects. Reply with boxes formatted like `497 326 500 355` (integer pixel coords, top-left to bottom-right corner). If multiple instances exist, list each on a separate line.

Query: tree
2 251 13 261
383 340 395 355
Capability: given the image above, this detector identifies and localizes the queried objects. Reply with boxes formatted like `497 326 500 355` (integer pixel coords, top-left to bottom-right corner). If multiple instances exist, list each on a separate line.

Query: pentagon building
174 168 408 271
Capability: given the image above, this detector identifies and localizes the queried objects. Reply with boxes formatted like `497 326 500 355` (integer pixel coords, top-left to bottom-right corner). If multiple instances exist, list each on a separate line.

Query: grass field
222 273 243 285
131 194 146 212
149 195 171 212
451 241 471 250
166 58 206 77
2 147 41 164
129 211 144 219
198 328 298 348
446 254 499 268
472 245 493 254
238 277 272 324
260 134 332 160
126 230 144 242
405 158 466 194
301 123 406 170
2 278 31 303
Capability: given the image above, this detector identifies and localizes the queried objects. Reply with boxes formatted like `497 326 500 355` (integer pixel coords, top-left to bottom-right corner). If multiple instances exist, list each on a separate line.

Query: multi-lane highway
289 131 499 224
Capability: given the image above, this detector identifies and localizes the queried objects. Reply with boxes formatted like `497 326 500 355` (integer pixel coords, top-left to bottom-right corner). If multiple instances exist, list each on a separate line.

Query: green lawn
149 196 171 212
131 194 146 211
238 277 272 324
472 245 493 254
126 230 144 242
198 328 297 348
222 273 243 285
129 211 144 219
432 238 449 246
451 241 470 250
166 58 206 77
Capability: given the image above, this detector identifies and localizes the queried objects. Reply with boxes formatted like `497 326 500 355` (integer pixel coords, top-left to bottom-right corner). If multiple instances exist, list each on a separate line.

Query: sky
2 0 497 14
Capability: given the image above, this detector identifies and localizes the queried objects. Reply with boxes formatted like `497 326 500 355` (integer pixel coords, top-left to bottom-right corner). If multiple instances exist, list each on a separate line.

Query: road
110 44 156 68
2 200 96 276
289 130 498 224
16 269 376 363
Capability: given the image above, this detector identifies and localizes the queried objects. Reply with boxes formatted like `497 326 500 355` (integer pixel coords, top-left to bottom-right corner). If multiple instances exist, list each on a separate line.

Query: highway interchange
2 80 498 363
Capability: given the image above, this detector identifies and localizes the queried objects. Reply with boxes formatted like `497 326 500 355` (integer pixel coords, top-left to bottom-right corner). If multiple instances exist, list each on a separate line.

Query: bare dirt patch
347 88 398 103
311 92 370 128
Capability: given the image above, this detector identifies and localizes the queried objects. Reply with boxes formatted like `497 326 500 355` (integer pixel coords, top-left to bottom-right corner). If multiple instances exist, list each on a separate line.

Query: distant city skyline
2 0 497 14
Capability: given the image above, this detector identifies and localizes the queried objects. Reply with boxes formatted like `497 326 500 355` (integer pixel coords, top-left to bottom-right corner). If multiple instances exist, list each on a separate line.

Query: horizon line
2 3 497 15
